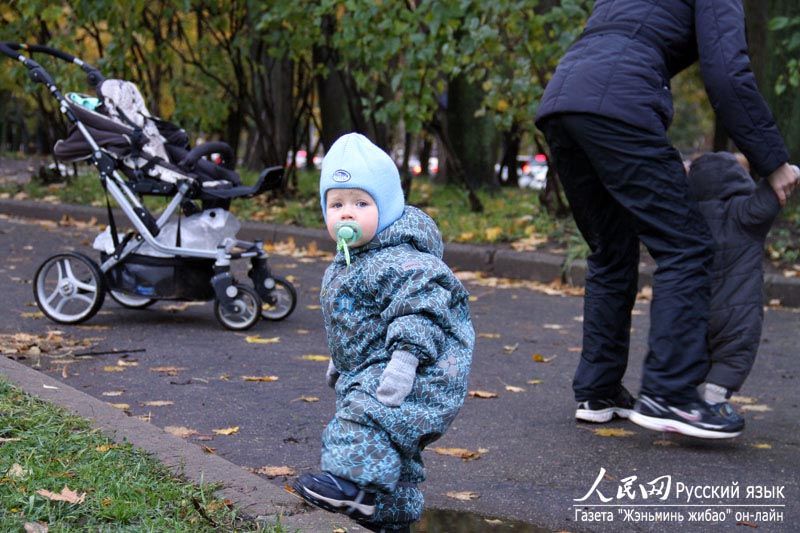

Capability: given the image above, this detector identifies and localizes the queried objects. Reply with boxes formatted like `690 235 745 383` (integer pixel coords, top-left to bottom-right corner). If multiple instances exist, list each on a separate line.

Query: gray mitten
326 359 340 389
376 351 419 406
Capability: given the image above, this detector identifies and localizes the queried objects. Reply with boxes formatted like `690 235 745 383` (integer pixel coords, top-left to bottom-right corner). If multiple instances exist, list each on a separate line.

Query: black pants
541 114 712 404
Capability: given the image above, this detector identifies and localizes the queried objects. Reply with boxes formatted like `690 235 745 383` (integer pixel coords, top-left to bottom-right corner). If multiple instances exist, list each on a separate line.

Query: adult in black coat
535 0 797 439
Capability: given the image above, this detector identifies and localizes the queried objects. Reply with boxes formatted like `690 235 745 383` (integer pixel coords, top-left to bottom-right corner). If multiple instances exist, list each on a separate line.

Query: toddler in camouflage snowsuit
292 133 474 532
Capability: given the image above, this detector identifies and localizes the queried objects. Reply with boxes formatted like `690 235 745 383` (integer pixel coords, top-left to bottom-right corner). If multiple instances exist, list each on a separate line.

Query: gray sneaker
629 394 744 439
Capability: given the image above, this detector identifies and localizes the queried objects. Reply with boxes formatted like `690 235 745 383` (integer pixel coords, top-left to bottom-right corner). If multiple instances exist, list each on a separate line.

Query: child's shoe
292 471 375 520
705 400 745 428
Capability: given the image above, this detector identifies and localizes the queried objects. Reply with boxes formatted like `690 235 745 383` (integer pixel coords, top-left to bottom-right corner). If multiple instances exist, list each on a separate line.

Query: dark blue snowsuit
320 206 474 528
687 152 781 392
535 0 789 404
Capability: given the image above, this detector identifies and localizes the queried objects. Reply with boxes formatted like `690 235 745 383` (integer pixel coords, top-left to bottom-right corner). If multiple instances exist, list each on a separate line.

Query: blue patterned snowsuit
320 206 474 528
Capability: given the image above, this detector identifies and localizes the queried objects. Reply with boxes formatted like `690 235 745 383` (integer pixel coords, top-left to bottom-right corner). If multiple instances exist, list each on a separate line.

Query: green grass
0 378 288 532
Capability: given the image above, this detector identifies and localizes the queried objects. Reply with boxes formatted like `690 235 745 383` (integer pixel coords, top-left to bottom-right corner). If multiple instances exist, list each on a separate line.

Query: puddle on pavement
414 508 549 532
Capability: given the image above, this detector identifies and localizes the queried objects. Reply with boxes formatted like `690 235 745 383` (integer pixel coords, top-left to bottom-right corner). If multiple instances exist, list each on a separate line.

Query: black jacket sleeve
695 0 789 177
733 179 781 235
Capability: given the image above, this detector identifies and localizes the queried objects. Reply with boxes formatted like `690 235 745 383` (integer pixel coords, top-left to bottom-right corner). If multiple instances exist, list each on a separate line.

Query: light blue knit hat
320 133 404 234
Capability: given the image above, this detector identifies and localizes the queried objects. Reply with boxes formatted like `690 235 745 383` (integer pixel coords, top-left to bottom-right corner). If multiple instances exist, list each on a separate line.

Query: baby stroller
1 42 297 330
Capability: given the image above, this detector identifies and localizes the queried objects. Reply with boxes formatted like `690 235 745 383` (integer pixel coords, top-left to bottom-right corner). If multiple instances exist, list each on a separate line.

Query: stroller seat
53 79 281 200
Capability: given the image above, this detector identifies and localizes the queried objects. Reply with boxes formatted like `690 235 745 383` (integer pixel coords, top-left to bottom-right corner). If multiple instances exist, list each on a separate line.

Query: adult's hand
766 163 799 206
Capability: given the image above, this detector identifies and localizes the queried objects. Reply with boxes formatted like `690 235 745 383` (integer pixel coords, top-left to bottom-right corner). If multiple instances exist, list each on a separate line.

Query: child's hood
346 206 444 261
688 152 755 202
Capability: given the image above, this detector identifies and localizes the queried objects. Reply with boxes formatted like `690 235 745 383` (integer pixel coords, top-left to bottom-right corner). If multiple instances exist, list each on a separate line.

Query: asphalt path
1 213 798 532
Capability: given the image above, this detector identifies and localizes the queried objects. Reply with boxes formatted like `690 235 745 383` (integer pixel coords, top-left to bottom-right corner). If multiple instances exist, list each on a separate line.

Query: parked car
409 156 439 176
286 149 322 169
497 154 548 190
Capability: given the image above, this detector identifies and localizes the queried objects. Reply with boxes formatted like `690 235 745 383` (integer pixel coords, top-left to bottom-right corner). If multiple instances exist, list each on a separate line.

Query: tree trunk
445 75 499 190
224 102 244 158
419 132 433 177
244 38 295 171
534 134 570 216
314 15 372 152
745 0 800 165
498 126 521 188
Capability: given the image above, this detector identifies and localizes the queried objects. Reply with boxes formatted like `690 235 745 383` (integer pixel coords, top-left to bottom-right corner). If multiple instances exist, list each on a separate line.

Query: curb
2 198 799 307
0 354 367 532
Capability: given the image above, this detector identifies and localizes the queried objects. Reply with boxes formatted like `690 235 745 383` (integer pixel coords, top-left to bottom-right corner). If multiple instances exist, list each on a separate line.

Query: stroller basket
102 253 215 301
3 41 298 330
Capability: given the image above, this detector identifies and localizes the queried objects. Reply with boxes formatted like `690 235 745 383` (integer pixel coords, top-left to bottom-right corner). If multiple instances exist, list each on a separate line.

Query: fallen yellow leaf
164 426 199 438
505 385 525 393
305 305 321 310
468 390 498 399
478 333 500 339
116 359 138 367
141 400 174 407
593 428 635 437
150 366 187 375
242 375 279 382
433 447 483 461
751 443 772 449
245 335 281 344
526 379 543 385
293 396 320 403
532 354 557 363
109 403 130 410
95 444 116 452
730 395 757 405
299 354 329 362
740 404 772 412
213 426 240 436
102 366 125 373
248 465 297 478
23 521 48 533
8 463 27 479
485 227 503 241
36 486 85 504
502 343 519 354
445 491 480 501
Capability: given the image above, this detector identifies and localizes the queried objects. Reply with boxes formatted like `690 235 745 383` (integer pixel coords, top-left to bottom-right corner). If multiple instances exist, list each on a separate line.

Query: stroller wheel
109 290 156 309
214 283 261 331
260 276 297 321
33 252 106 324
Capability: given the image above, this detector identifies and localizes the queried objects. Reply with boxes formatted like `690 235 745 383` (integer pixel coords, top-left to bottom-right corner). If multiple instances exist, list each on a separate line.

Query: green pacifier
334 221 363 266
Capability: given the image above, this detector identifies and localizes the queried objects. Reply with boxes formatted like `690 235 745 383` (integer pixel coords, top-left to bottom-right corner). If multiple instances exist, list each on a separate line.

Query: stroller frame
2 42 297 330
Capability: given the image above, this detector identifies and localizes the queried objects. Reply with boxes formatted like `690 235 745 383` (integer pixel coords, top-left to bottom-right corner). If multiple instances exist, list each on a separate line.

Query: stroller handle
1 42 105 87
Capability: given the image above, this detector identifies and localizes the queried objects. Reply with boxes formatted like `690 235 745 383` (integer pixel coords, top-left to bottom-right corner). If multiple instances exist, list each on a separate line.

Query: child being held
687 152 799 428
292 133 474 532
